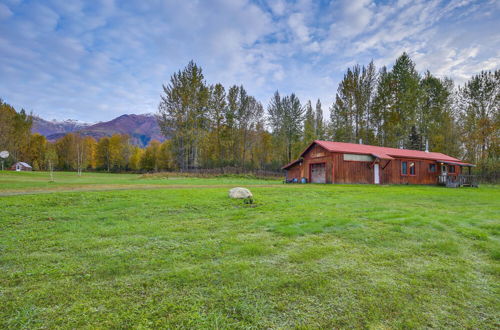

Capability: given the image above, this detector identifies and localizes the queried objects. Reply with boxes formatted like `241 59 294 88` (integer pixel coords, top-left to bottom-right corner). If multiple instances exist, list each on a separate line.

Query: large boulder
229 187 253 199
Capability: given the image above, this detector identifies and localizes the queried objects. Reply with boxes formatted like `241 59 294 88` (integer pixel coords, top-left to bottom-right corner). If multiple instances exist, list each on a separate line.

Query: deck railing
438 174 478 187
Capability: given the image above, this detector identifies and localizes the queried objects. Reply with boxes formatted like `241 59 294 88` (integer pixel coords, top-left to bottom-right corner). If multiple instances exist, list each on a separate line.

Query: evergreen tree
282 93 304 162
408 125 421 150
330 68 355 142
303 100 315 143
360 61 377 144
267 91 283 135
267 91 286 162
371 66 392 146
390 52 422 147
315 99 324 139
370 54 422 148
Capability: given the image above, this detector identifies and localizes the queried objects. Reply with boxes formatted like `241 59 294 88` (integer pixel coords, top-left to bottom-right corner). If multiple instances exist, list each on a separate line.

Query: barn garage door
310 163 326 183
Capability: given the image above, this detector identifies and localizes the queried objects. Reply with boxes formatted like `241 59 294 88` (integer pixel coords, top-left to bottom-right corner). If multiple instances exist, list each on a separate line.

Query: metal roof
282 140 473 169
310 140 463 162
15 162 32 168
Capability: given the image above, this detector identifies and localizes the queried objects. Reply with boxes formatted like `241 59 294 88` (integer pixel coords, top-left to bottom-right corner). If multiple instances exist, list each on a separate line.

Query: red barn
282 140 476 187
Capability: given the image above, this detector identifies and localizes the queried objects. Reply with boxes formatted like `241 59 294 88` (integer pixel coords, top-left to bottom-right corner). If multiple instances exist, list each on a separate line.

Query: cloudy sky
0 0 498 122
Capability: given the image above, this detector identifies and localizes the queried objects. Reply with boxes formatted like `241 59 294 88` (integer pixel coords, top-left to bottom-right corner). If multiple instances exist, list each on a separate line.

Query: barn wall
285 163 301 181
302 144 333 183
329 153 447 185
382 158 444 184
285 142 464 185
332 152 374 184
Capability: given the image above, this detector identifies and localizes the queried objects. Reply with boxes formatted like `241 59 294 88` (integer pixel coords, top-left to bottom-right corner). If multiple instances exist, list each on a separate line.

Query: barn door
374 163 380 184
310 163 326 183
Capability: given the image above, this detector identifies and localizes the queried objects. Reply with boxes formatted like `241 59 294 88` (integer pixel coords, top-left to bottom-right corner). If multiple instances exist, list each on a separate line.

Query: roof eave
437 160 476 167
281 159 302 170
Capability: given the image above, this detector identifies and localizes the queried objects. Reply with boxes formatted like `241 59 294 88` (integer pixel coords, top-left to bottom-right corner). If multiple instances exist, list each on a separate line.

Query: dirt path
0 183 291 196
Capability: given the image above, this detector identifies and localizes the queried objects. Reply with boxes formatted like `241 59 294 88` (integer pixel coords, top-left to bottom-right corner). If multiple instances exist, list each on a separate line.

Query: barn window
448 165 456 174
409 162 416 175
401 161 416 176
429 164 436 173
401 161 408 175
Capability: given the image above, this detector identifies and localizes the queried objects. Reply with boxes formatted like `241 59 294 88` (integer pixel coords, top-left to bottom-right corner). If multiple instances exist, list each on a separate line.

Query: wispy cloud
0 0 498 121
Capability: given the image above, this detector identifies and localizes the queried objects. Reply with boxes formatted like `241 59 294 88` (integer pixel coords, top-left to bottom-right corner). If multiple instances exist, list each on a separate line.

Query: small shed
11 162 32 171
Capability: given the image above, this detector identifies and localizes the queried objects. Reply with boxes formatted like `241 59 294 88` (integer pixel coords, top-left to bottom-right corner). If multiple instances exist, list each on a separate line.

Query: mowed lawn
0 171 281 193
0 172 499 328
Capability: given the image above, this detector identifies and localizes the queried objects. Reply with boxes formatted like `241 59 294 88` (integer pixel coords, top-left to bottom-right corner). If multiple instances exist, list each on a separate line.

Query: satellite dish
0 151 9 159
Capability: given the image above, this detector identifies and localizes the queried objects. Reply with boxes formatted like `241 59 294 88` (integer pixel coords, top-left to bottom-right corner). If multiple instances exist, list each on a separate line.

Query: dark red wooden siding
302 144 333 183
332 152 373 184
284 143 462 185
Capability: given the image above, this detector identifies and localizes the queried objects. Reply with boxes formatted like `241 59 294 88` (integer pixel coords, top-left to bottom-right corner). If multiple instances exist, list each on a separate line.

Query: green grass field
1 171 499 328
0 171 280 193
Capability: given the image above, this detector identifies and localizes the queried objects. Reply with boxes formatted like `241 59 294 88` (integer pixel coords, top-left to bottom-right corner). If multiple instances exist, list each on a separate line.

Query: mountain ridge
32 113 165 147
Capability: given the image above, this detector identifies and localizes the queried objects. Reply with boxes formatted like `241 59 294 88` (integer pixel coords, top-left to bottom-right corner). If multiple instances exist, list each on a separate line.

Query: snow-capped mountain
32 114 165 147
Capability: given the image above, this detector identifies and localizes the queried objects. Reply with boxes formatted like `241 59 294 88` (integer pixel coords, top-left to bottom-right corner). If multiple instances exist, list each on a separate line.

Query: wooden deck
438 174 479 188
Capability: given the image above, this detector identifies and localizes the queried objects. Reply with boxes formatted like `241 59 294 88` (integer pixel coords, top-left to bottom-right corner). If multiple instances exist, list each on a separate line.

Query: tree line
1 53 498 178
0 125 175 172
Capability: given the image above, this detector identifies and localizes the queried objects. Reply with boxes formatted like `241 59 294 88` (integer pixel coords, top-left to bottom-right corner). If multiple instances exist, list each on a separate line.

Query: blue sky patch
0 0 498 121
